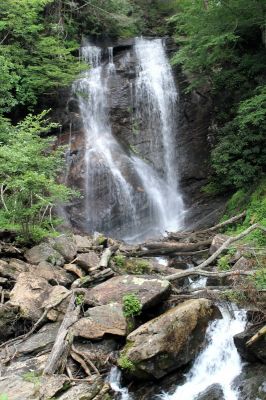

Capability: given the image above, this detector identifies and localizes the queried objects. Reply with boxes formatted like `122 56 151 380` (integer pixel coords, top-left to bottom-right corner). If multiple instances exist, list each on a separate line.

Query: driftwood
166 224 266 282
43 294 80 375
71 268 114 289
167 211 247 241
98 245 118 268
124 240 211 257
166 269 254 281
246 325 266 347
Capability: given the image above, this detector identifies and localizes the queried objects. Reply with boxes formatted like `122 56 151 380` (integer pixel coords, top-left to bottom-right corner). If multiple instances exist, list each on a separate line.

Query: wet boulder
85 275 170 310
196 384 225 400
72 303 127 339
9 272 52 321
234 323 266 363
120 299 218 379
232 363 266 400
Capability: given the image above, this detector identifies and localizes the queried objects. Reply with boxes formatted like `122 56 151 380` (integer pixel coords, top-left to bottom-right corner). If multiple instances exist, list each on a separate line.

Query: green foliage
0 0 86 113
126 259 150 274
0 111 77 243
223 179 266 246
117 354 135 371
0 395 8 400
75 294 85 306
113 254 126 268
217 255 230 271
253 268 266 290
222 289 247 305
170 0 266 190
212 86 266 188
122 293 142 318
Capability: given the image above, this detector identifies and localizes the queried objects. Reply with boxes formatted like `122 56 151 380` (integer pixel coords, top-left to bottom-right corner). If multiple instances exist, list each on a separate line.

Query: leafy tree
169 0 266 189
0 111 76 242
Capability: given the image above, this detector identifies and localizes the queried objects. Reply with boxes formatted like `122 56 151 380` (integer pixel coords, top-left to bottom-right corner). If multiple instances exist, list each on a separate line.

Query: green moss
117 355 136 372
22 371 40 387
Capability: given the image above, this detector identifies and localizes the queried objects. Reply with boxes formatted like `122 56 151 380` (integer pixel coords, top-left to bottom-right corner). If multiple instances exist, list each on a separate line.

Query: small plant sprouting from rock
0 394 9 400
122 293 142 318
75 293 85 306
118 354 135 372
113 254 126 268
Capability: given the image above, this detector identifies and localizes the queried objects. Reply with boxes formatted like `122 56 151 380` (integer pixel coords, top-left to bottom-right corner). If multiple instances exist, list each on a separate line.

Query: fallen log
166 269 254 281
200 210 246 233
43 294 81 375
124 240 211 257
246 325 266 347
168 224 266 283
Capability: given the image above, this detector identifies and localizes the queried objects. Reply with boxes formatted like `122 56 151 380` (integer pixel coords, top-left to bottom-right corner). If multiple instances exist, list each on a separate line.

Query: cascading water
160 307 247 400
72 38 184 242
108 366 131 400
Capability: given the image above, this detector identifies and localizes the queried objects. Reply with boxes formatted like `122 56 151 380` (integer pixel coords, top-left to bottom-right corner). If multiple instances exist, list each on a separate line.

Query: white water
73 39 184 241
160 307 247 400
108 366 132 400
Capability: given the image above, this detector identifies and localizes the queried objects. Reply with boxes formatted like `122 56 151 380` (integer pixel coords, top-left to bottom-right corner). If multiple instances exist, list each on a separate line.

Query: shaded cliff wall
45 38 218 232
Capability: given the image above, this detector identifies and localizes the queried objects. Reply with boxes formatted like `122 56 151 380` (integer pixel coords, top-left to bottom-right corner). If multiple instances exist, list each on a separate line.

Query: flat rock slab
122 299 217 379
85 275 170 309
72 303 127 339
74 234 94 252
57 378 107 400
31 261 74 286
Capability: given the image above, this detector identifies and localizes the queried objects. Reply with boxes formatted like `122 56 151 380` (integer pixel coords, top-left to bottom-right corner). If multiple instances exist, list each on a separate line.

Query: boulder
120 299 217 379
72 303 127 339
196 384 225 400
1 322 60 359
9 272 52 321
234 323 266 363
76 252 100 271
57 378 110 400
74 234 94 252
209 234 229 255
29 261 74 286
232 256 254 271
0 353 48 400
42 286 71 321
39 374 69 400
73 339 118 371
25 243 65 266
48 234 77 262
232 363 266 400
0 258 29 280
85 275 170 310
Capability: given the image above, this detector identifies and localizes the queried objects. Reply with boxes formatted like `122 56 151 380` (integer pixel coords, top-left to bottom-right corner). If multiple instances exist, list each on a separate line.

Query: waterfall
160 307 247 400
72 38 184 242
108 366 132 400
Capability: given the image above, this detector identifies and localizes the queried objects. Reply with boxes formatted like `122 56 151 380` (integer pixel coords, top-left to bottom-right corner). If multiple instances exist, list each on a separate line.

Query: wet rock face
50 38 214 234
232 363 266 400
234 323 266 363
196 384 225 400
121 299 218 379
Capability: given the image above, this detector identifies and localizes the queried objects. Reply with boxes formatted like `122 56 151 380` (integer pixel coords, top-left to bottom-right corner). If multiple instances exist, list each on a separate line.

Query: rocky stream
0 37 265 400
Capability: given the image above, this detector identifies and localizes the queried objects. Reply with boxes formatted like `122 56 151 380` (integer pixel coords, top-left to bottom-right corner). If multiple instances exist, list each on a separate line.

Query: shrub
122 294 142 318
117 354 135 371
